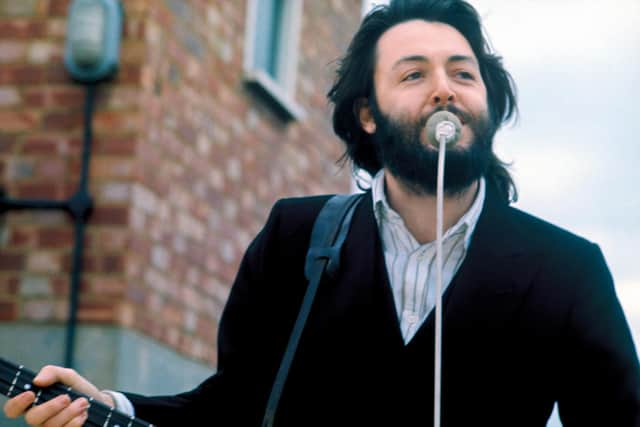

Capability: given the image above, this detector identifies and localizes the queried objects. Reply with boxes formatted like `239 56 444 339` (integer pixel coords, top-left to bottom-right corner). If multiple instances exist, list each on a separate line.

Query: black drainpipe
0 83 97 369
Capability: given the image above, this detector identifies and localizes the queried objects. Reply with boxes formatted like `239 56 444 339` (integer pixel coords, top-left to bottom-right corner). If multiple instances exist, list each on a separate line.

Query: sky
362 1 639 425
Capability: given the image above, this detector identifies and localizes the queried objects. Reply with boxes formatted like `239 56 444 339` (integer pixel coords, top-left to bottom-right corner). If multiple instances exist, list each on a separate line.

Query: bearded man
5 0 639 426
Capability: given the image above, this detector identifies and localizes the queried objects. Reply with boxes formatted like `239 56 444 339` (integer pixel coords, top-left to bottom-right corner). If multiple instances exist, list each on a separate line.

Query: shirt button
406 313 419 324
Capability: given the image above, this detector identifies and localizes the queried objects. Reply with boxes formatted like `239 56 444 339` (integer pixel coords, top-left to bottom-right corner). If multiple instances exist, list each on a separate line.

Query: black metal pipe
63 83 96 368
0 83 96 369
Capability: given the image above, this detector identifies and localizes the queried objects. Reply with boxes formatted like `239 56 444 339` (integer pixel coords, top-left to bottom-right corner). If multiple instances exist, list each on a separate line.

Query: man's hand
2 365 114 426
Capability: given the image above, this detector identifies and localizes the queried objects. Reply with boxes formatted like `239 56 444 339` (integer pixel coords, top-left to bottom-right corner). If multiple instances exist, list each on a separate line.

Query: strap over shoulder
262 192 364 427
304 193 365 281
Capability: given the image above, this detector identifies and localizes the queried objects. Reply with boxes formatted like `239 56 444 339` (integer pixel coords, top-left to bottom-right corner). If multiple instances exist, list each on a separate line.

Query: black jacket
127 184 640 426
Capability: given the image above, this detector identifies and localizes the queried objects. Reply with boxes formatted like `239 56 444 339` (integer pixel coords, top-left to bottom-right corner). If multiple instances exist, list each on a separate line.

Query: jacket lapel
412 183 543 344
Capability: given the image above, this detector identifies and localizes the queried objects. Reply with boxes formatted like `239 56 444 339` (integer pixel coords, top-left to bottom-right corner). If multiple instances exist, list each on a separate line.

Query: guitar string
0 362 148 427
0 360 152 427
0 370 133 427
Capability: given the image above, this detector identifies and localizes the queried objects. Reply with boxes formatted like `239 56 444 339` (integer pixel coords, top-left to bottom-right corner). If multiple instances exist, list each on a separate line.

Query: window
244 0 305 121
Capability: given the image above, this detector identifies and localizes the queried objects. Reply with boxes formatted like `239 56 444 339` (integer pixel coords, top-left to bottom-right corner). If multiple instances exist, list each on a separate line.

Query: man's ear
355 97 376 134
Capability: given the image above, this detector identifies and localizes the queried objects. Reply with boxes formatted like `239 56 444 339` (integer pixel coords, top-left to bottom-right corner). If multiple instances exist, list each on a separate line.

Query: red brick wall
0 0 360 365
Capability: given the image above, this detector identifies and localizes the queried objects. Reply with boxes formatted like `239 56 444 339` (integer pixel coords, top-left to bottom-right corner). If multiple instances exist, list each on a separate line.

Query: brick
99 181 130 202
46 18 66 39
105 86 140 109
115 63 142 84
151 244 170 270
118 302 134 327
27 41 61 64
0 20 47 38
15 181 62 199
91 157 134 179
48 0 71 16
91 228 128 251
19 275 52 296
22 135 65 155
38 228 74 248
22 299 66 321
0 64 46 84
93 136 138 155
89 278 125 296
78 300 116 322
0 276 19 295
120 42 146 63
51 86 85 106
0 111 39 132
0 86 21 107
0 252 24 270
0 132 17 152
132 184 157 213
0 301 16 320
8 227 36 247
0 41 27 63
91 205 129 226
23 88 46 107
35 157 66 179
0 0 39 16
43 111 83 131
26 251 61 273
45 62 70 84
8 157 34 179
51 277 69 294
94 111 140 133
103 254 124 273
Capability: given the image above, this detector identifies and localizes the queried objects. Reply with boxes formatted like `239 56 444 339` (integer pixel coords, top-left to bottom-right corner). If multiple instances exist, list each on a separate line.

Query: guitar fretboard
0 357 154 427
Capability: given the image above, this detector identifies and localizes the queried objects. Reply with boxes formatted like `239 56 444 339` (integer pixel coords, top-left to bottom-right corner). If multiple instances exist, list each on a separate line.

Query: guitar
1 358 155 427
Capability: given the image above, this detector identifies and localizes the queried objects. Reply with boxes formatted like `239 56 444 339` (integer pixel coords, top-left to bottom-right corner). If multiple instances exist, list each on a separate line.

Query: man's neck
384 170 479 245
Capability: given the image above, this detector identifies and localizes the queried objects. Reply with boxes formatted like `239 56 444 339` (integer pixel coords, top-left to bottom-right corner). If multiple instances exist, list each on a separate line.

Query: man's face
359 20 493 195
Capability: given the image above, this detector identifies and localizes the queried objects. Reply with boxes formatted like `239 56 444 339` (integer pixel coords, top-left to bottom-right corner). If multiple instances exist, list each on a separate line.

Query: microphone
426 111 462 147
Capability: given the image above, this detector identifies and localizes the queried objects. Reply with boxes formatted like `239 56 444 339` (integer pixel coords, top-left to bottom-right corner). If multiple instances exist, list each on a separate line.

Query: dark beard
370 99 495 196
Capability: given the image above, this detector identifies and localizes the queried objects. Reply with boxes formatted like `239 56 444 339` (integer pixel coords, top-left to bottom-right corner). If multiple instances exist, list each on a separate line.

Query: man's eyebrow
391 54 478 69
391 55 429 69
448 55 478 66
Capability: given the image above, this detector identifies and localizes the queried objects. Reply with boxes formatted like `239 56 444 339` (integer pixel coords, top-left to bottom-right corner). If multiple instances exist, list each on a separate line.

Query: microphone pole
425 111 461 427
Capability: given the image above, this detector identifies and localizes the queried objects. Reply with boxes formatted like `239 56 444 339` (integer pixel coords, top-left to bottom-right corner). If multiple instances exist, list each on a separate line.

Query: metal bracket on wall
0 84 97 369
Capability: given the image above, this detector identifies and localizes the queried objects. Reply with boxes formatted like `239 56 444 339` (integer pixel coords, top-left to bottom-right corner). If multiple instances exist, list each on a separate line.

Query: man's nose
431 76 455 106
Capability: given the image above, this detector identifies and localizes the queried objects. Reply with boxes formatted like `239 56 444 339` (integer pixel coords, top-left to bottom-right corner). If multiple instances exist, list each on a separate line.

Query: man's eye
402 71 423 81
456 71 474 80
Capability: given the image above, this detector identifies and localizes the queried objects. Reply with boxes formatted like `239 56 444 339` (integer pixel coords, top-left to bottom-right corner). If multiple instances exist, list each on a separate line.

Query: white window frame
244 0 305 121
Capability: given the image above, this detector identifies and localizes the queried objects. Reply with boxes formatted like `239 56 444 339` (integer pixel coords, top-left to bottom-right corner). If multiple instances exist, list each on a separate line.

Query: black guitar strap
261 193 365 427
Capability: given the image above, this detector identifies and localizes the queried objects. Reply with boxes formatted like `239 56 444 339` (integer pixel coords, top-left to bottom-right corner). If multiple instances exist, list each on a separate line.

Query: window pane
253 0 284 79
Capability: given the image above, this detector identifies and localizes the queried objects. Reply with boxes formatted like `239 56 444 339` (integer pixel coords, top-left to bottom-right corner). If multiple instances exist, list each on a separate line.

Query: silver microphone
425 111 462 147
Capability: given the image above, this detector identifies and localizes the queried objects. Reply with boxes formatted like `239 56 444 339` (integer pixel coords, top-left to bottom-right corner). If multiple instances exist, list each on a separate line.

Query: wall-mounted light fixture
64 0 123 83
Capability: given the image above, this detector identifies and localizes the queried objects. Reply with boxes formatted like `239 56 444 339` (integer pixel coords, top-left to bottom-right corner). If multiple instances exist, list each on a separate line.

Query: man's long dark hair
327 0 519 202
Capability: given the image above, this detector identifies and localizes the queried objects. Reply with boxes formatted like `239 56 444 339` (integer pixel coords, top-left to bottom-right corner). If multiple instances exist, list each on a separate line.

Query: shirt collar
371 169 485 249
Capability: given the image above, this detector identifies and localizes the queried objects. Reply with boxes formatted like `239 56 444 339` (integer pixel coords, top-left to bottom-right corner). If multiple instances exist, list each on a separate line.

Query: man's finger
3 391 35 418
35 397 89 427
33 365 78 387
23 394 71 426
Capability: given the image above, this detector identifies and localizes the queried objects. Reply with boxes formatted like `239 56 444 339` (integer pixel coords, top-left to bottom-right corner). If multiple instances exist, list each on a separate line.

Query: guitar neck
0 357 154 427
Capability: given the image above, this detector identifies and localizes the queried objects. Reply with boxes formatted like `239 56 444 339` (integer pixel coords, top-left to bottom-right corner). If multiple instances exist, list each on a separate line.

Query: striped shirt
371 170 486 344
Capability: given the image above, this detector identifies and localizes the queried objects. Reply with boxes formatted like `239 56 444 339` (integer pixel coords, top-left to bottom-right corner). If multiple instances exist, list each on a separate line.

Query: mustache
421 105 474 126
